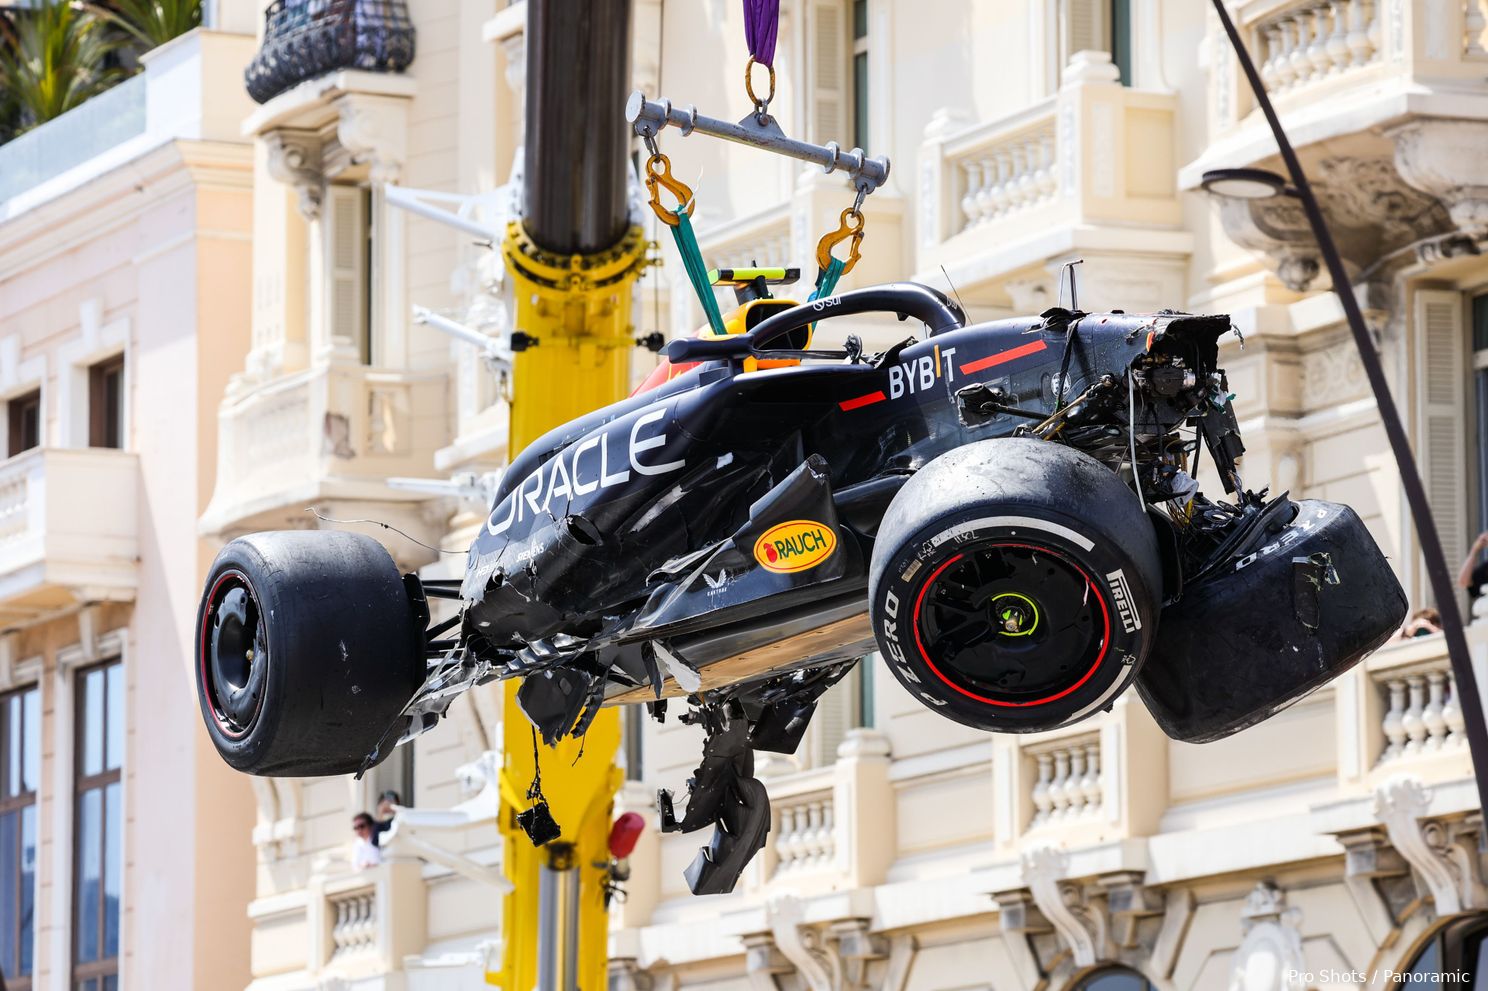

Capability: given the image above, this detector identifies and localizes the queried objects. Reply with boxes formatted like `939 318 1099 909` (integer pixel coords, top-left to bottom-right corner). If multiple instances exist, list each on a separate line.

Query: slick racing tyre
196 530 423 776
868 438 1161 734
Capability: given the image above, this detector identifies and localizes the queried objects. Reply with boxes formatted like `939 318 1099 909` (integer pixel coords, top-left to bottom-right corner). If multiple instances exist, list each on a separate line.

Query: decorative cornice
1021 846 1106 969
1373 775 1487 916
767 896 841 991
1392 118 1488 239
263 129 325 220
1216 195 1320 292
332 92 408 184
745 897 886 991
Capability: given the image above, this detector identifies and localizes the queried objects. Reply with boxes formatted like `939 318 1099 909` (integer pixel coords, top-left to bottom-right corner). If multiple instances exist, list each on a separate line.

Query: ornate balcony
200 362 449 565
1026 733 1106 830
246 0 416 105
988 694 1168 857
1194 0 1488 162
246 861 427 989
916 53 1189 313
1334 629 1483 792
748 731 894 897
1184 0 1488 293
0 449 139 622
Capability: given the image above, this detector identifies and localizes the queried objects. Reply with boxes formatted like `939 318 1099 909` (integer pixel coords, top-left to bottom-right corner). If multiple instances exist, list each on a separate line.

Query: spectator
1459 532 1488 620
372 789 401 847
351 812 383 870
1396 607 1442 640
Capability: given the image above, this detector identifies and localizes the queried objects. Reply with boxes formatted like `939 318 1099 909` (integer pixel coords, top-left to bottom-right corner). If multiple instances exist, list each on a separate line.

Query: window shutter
1415 289 1468 603
811 0 847 144
812 665 860 765
1061 0 1109 67
328 185 368 360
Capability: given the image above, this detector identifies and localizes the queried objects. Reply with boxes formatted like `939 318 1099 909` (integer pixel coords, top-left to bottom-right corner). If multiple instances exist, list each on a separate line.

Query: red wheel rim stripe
199 569 261 740
910 542 1112 708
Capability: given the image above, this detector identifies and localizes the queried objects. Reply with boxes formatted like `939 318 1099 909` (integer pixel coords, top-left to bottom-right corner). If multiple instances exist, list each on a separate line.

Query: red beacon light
608 811 645 859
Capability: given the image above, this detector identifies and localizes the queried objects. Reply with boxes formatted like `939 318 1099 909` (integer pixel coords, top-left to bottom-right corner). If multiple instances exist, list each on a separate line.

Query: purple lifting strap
743 0 780 68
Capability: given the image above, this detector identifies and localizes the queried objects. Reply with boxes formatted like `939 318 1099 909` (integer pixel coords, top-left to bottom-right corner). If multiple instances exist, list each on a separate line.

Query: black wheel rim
201 572 268 738
913 541 1111 707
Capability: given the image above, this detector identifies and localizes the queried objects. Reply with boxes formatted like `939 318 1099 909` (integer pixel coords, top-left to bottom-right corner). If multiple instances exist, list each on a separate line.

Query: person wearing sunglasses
351 812 383 870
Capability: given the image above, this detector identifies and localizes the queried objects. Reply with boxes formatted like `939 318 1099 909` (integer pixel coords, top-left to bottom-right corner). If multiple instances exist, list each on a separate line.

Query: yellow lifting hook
816 206 865 276
644 152 695 227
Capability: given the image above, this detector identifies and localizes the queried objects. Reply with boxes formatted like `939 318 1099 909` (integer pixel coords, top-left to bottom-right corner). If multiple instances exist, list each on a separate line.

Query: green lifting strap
809 257 846 303
670 213 727 336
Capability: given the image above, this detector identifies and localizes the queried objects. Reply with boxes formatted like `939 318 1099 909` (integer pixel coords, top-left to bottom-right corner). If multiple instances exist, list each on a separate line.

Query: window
7 390 39 458
1072 967 1157 991
87 355 124 450
327 185 374 365
1397 913 1488 989
73 661 122 991
1 685 40 991
623 704 645 782
1474 294 1488 537
1060 0 1133 85
1110 0 1131 86
814 660 873 761
368 739 413 811
851 0 868 150
808 0 847 144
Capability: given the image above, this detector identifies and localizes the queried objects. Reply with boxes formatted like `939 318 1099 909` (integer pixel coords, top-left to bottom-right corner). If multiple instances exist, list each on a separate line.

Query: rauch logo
753 520 838 574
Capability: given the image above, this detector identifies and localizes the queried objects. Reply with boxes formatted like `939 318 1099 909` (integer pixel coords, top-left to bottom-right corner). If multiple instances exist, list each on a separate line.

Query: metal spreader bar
625 91 890 194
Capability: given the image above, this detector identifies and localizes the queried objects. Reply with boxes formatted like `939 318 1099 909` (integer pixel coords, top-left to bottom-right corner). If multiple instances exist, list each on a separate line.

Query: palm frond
0 1 124 133
89 0 201 50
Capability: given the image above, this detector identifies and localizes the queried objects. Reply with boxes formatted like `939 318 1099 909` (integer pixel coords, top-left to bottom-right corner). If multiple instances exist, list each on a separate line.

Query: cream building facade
0 17 263 991
194 2 1488 991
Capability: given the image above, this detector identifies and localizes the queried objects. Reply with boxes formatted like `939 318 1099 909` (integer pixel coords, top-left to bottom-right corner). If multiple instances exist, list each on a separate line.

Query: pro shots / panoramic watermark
1285 968 1471 986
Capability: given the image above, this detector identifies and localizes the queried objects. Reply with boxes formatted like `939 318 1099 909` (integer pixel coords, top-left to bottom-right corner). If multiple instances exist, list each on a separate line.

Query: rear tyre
868 438 1161 733
196 530 423 776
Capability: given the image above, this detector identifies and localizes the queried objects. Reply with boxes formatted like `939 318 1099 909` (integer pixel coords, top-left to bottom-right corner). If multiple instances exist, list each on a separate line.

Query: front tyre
196 530 423 776
868 438 1161 734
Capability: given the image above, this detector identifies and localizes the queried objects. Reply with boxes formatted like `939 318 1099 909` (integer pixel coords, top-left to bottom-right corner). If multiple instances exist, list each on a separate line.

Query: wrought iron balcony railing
245 0 415 105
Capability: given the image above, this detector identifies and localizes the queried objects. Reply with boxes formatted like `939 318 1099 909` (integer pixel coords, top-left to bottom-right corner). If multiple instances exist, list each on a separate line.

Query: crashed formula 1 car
195 279 1406 895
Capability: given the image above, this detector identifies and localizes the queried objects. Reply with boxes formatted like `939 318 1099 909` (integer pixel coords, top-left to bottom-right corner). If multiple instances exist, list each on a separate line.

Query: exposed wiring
1030 381 1099 438
306 508 467 555
1127 371 1145 510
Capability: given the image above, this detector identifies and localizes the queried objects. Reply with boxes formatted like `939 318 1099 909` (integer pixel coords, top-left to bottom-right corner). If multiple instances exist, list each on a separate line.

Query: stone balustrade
0 448 139 614
1376 660 1469 765
773 794 837 876
1195 0 1488 150
267 861 427 981
951 113 1058 235
696 203 794 272
0 466 30 543
1335 631 1485 790
1469 0 1488 57
1028 735 1105 828
328 885 378 959
201 360 448 550
1252 0 1382 96
731 729 893 899
916 53 1182 289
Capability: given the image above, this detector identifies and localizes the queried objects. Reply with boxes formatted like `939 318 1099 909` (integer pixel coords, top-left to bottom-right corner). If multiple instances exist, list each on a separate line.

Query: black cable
1211 0 1488 814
